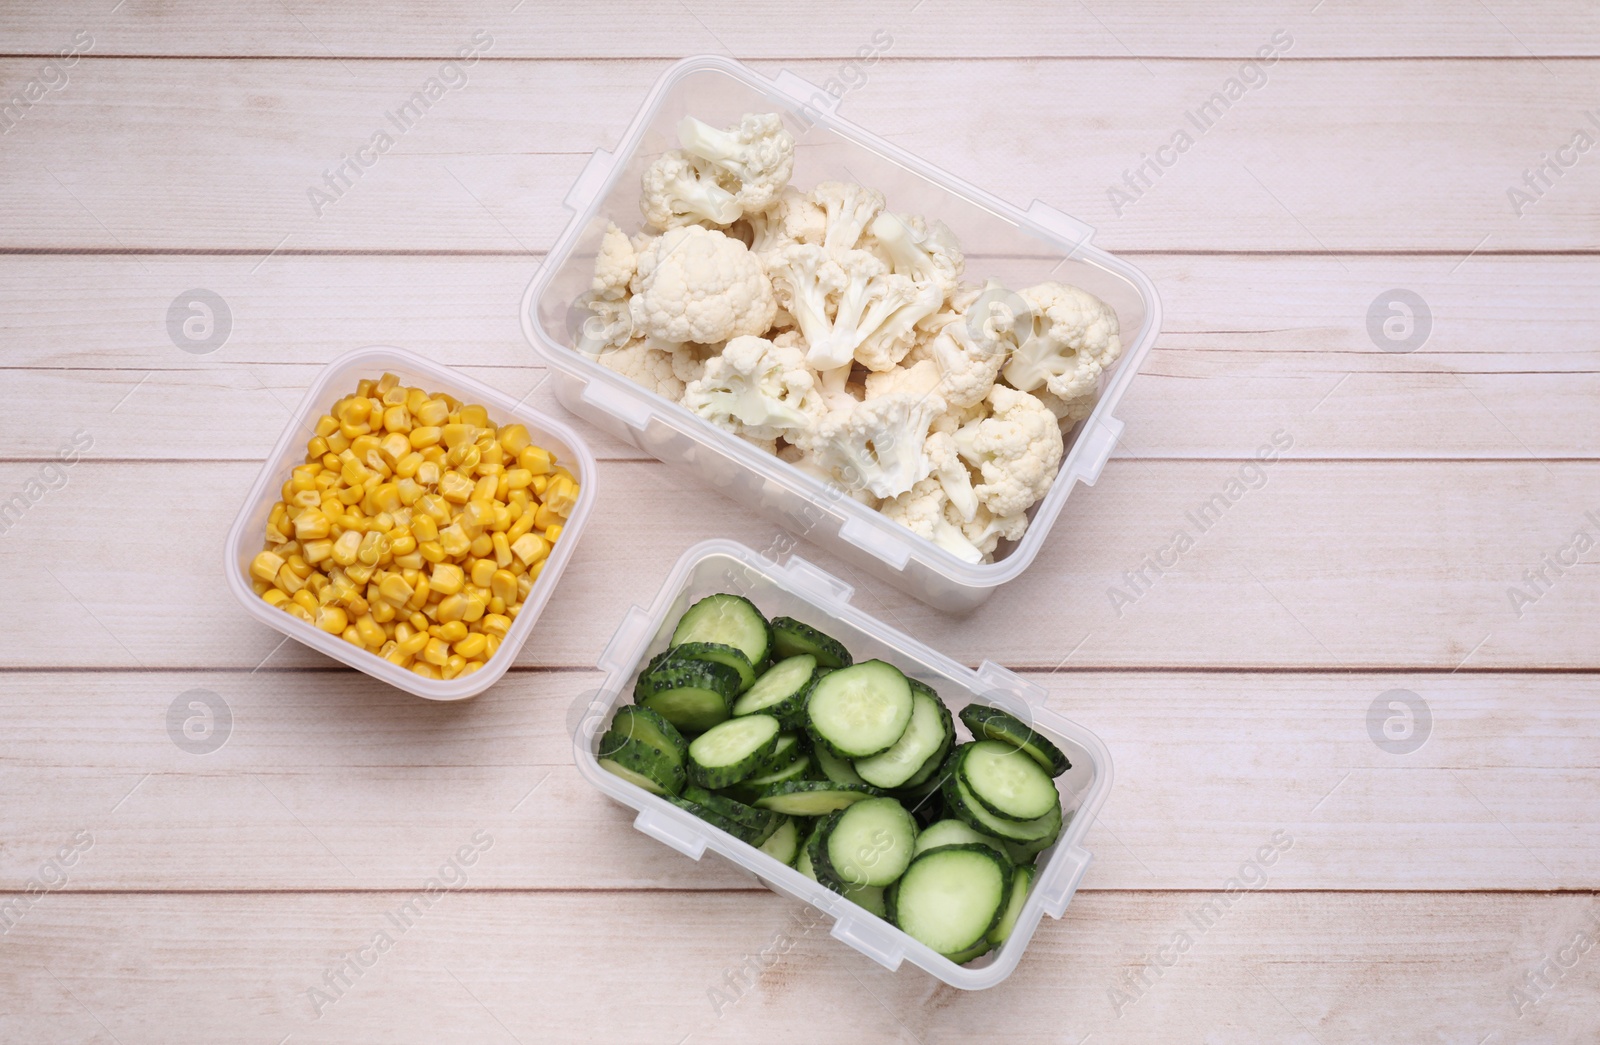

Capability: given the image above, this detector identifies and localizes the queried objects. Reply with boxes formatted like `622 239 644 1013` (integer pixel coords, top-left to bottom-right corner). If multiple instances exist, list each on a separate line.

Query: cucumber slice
635 659 739 732
944 769 1063 846
854 683 952 789
597 731 686 796
1003 821 1066 863
672 786 780 845
687 714 781 789
840 883 887 917
958 740 1060 822
732 654 817 722
753 731 806 775
887 843 1012 956
770 615 853 669
607 705 688 767
944 939 993 965
805 660 914 759
819 797 917 888
796 817 828 877
667 642 757 692
913 819 1010 863
757 816 800 865
987 863 1035 948
725 754 812 802
959 704 1071 778
813 745 866 786
672 594 772 668
751 780 882 816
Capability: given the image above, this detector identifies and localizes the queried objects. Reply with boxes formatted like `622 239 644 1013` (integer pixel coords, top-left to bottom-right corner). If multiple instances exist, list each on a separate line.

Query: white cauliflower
683 334 825 442
960 502 1030 560
591 222 637 301
796 390 945 500
748 186 826 257
853 212 964 371
953 384 1064 518
879 477 986 564
629 225 776 344
925 429 979 523
640 150 743 230
863 358 941 401
677 113 795 215
596 338 707 399
1033 385 1097 424
813 181 885 254
1002 281 1122 403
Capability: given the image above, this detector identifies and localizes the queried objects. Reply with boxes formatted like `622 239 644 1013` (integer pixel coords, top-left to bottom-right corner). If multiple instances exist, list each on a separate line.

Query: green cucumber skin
757 816 801 865
958 740 1060 823
608 705 689 765
987 863 1036 948
854 685 954 790
943 766 1063 845
958 703 1072 777
804 660 915 760
671 593 774 668
769 615 853 669
665 642 757 693
885 843 1014 956
751 780 883 816
813 745 866 786
733 655 819 720
752 731 807 776
633 655 740 701
725 755 812 803
686 716 781 790
805 810 849 891
821 798 917 889
597 732 687 795
634 658 740 732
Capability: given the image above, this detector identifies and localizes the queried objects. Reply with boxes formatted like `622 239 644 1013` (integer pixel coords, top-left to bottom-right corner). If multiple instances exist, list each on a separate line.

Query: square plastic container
522 54 1162 612
224 346 598 701
572 539 1112 990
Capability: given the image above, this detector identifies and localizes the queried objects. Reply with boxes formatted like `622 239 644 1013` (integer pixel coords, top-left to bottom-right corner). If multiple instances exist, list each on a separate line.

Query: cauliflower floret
852 212 964 372
925 429 979 523
683 334 825 442
952 384 1064 518
879 477 987 563
591 222 637 301
813 181 885 254
677 113 795 214
795 390 945 500
596 338 705 400
959 502 1030 560
640 151 742 230
863 358 941 401
629 225 776 344
1032 385 1096 424
748 186 826 258
1002 281 1122 403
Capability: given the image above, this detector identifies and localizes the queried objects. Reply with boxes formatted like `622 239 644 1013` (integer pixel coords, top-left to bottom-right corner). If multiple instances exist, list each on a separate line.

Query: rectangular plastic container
523 54 1162 612
224 346 598 701
572 539 1112 990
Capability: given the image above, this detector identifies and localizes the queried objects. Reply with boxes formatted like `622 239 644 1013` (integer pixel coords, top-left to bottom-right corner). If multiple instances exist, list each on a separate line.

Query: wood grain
1 59 1597 252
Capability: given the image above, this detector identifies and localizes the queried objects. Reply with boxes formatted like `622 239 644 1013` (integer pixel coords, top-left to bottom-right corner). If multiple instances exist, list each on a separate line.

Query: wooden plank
4 254 1597 462
2 459 1594 671
0 669 1593 890
1 892 1594 1042
3 1 1598 58
1 59 1597 252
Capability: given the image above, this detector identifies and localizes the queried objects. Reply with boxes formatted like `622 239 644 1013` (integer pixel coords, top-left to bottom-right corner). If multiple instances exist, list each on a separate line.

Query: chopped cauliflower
953 384 1064 518
925 429 979 522
683 334 825 442
813 181 885 254
879 478 986 563
629 225 776 344
596 338 706 400
1002 281 1122 403
796 390 946 500
748 186 826 258
591 222 638 301
639 151 742 230
677 113 795 215
960 502 1030 560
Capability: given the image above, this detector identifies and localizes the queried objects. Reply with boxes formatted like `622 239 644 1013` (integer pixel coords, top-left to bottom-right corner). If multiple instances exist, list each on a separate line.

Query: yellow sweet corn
251 551 286 583
430 563 464 596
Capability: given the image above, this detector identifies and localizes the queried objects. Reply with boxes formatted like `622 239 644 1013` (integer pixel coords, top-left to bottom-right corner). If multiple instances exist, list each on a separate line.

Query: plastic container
572 539 1112 990
224 346 598 701
522 54 1162 612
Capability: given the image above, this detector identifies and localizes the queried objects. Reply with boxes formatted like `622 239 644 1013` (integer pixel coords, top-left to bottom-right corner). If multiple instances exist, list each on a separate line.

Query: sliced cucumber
958 740 1060 822
725 754 811 802
770 615 852 669
667 641 757 693
796 843 817 880
1003 820 1066 863
751 780 882 816
597 731 686 796
854 682 952 789
840 882 887 917
732 654 817 723
672 786 780 845
913 819 1009 863
987 863 1035 948
944 770 1063 846
813 745 866 786
819 797 917 888
687 714 781 789
805 660 914 759
757 816 801 864
635 659 739 732
672 594 772 668
959 704 1071 777
608 705 688 767
944 939 993 965
887 843 1012 956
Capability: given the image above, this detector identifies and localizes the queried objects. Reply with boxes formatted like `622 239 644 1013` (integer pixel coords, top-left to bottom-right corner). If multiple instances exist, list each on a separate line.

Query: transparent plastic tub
224 346 598 701
572 539 1112 990
522 54 1161 612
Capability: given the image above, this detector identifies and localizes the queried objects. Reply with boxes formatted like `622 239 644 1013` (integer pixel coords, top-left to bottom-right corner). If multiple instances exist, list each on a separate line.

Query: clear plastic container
224 346 598 701
571 539 1112 990
522 54 1162 612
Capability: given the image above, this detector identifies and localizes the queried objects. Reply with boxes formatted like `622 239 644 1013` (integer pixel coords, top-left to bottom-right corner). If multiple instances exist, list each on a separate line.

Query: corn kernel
378 574 414 606
492 532 513 568
438 471 475 503
510 533 548 567
412 662 441 680
303 539 333 564
461 594 486 623
488 569 518 605
345 563 374 585
354 614 386 647
481 613 510 639
436 594 468 622
417 460 441 486
371 600 396 624
409 426 442 449
251 551 286 583
441 423 474 450
433 620 468 642
423 637 450 666
470 559 497 589
441 654 467 680
418 540 446 564
286 604 315 624
315 413 340 438
292 588 318 613
518 445 553 475
382 405 411 433
329 530 361 566
545 476 579 515
459 404 488 427
544 523 563 544
498 424 532 456
397 631 429 657
430 563 464 596
263 588 290 608
438 524 472 558
277 564 306 595
451 633 487 660
416 398 450 426
315 605 348 634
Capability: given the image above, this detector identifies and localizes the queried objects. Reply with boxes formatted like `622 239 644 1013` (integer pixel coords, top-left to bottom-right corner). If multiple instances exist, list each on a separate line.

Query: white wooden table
3 3 1597 1041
